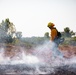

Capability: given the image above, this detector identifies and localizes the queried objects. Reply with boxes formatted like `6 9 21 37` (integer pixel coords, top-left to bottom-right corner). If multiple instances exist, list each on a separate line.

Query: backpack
53 28 62 38
57 31 62 38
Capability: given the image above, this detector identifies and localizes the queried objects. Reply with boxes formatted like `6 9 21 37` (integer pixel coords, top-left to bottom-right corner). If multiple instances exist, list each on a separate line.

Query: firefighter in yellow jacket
47 22 64 59
47 22 57 41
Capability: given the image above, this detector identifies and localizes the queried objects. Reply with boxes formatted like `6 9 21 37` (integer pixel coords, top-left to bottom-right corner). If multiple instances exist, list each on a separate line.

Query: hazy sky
0 0 76 37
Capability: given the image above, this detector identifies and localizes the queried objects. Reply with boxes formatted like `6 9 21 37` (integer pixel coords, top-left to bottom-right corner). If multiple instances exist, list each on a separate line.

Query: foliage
64 27 70 33
0 18 76 47
44 32 50 38
63 27 75 38
72 36 76 41
61 37 76 46
70 31 75 36
21 36 50 48
16 32 22 39
0 18 16 43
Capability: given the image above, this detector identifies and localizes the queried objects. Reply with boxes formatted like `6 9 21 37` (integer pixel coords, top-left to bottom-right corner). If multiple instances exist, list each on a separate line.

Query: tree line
0 18 76 46
44 27 75 38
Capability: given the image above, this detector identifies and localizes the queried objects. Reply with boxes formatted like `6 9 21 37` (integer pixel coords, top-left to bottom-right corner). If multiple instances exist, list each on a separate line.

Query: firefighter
47 22 57 43
47 22 64 58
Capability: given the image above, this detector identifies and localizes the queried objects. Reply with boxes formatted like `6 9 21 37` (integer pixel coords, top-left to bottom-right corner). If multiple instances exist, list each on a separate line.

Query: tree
0 18 16 43
44 32 50 38
64 27 71 37
16 32 22 39
5 18 16 35
70 30 75 36
63 27 75 37
64 27 70 33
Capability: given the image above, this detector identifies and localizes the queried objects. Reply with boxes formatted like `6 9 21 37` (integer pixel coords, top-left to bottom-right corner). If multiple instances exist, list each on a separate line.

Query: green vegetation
0 18 76 48
0 18 22 43
61 27 75 38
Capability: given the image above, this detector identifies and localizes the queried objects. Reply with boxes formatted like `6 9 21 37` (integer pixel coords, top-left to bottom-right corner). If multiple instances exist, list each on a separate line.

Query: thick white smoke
0 41 76 74
33 41 62 63
0 41 76 73
0 48 40 65
0 41 76 65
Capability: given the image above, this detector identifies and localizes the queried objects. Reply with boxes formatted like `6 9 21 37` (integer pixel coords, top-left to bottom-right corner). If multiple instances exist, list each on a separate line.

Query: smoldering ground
0 41 76 74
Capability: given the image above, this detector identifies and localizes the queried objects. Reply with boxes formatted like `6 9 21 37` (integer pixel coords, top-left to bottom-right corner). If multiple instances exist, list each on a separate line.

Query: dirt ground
1 44 76 59
0 44 76 75
59 45 76 58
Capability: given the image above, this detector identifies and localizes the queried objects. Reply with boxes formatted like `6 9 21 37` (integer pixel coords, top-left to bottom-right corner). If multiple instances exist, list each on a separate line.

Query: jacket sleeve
51 29 57 41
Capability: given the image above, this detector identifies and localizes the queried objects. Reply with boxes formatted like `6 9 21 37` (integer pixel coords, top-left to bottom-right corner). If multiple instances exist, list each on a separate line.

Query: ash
0 63 76 75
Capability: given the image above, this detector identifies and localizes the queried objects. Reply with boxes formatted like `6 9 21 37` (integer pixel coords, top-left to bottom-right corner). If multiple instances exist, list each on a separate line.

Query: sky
0 0 76 37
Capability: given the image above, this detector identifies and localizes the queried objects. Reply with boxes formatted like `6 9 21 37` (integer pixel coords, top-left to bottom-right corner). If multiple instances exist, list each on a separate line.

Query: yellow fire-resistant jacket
50 28 57 41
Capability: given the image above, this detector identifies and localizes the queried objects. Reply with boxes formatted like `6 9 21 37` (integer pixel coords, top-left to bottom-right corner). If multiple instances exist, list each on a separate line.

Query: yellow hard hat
47 22 55 28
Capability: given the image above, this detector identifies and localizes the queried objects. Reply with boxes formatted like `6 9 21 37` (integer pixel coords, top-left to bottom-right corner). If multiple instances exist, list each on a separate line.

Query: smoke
32 40 76 67
0 40 76 65
11 51 40 65
0 41 76 74
0 48 40 65
33 41 62 63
